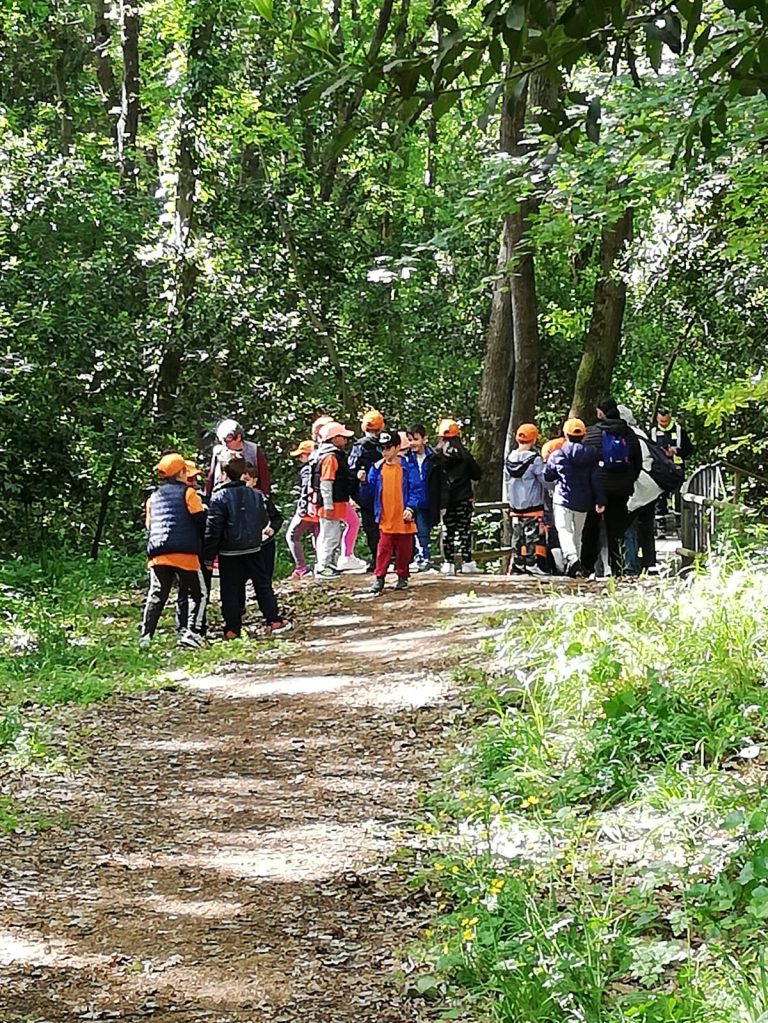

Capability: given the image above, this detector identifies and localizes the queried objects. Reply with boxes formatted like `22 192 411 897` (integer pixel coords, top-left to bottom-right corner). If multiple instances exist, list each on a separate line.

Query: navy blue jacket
362 457 421 525
348 435 382 507
203 480 270 560
544 442 605 512
146 481 204 558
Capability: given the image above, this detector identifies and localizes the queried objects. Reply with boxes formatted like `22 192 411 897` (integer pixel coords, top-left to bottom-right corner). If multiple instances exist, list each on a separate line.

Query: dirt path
0 574 563 1023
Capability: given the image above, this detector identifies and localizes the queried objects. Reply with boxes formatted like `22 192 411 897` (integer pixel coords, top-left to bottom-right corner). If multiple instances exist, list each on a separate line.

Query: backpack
646 437 684 493
505 453 537 479
600 431 631 472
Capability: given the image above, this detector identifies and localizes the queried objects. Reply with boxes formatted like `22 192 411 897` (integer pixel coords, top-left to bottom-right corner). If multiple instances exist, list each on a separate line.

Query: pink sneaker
290 566 310 580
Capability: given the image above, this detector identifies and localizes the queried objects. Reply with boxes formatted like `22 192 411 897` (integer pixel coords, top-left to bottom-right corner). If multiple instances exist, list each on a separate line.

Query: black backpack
646 437 684 493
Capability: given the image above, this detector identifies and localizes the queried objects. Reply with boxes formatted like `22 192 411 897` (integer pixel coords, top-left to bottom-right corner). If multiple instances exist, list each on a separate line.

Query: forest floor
0 572 578 1023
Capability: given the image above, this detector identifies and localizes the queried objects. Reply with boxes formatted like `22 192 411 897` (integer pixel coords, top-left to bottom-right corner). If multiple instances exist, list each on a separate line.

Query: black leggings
443 501 473 563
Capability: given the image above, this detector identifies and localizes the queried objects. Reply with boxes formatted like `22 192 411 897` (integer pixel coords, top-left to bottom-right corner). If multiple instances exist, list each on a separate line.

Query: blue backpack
600 430 631 472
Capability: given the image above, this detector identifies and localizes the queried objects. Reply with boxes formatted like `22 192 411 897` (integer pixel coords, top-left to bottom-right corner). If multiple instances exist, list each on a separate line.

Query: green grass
410 564 768 1022
0 550 275 808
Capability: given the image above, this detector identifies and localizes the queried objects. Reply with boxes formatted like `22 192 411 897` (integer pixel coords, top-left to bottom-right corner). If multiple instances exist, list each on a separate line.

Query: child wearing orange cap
140 453 207 649
349 409 386 569
286 440 318 579
310 416 365 572
434 419 482 575
544 418 605 577
313 421 355 577
504 423 547 576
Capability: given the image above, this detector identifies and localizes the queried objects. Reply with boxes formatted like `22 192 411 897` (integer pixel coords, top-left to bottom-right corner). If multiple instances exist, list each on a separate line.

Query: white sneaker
440 562 456 576
178 631 204 649
525 565 549 577
461 561 479 574
409 560 421 573
138 634 151 649
336 554 368 572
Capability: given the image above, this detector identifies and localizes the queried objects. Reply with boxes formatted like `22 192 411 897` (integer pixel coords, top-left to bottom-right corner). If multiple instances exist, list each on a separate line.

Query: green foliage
411 565 768 1021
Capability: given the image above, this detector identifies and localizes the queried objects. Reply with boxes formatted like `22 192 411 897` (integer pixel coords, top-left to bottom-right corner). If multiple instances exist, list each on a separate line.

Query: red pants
374 532 414 579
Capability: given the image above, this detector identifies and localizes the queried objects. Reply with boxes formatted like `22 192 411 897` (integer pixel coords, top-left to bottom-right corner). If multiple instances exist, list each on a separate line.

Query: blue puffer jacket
544 441 605 512
147 481 203 557
362 457 421 525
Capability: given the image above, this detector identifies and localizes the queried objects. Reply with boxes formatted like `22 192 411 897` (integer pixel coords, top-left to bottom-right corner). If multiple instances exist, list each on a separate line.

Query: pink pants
341 503 360 557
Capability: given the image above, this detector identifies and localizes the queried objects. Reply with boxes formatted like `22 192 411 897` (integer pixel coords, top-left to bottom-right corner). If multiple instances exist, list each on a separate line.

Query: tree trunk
52 53 73 155
570 205 634 420
506 194 539 445
473 75 525 499
91 0 119 137
319 0 395 200
474 218 515 500
153 14 217 420
117 0 140 179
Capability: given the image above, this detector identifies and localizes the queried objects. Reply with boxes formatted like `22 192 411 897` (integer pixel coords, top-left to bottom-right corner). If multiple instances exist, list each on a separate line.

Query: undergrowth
0 550 274 831
410 564 768 1022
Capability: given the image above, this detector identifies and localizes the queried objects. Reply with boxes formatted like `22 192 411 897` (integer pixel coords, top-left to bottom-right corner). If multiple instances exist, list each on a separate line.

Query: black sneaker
393 577 409 591
370 577 385 595
566 559 583 578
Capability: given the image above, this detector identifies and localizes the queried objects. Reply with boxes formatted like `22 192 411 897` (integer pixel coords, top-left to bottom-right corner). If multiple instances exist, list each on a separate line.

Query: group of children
501 395 686 579
140 396 679 645
285 412 482 593
140 422 290 648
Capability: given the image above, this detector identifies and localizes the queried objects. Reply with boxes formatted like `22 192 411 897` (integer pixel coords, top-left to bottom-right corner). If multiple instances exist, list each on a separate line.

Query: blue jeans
414 508 431 563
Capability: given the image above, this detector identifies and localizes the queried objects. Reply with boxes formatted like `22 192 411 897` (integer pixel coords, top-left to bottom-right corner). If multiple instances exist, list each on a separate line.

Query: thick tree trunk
571 206 634 420
154 14 216 420
474 219 515 500
473 75 525 499
91 0 119 137
117 0 140 179
506 194 539 446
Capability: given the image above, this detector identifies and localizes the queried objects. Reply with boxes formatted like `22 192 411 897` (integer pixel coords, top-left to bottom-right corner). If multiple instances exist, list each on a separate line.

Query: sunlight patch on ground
178 822 378 881
0 929 108 969
311 614 367 628
185 672 360 698
144 894 243 920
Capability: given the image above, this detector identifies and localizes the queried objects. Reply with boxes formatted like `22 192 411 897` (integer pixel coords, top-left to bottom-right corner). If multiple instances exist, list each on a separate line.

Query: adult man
581 397 642 578
651 408 693 468
205 418 271 497
650 408 693 533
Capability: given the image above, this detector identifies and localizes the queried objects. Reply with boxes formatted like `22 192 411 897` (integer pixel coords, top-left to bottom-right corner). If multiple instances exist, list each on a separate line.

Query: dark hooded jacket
544 441 605 512
436 441 482 508
584 418 642 498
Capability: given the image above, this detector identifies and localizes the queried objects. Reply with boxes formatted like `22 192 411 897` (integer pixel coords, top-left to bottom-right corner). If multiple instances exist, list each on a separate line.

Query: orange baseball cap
437 418 460 438
156 453 186 477
319 421 354 442
563 417 586 437
184 460 202 476
541 437 566 461
361 409 384 431
515 423 538 443
290 439 314 457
